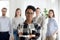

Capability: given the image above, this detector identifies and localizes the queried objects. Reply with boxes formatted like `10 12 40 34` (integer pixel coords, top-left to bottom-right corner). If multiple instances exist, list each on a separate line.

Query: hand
18 32 23 35
10 35 14 40
29 34 35 39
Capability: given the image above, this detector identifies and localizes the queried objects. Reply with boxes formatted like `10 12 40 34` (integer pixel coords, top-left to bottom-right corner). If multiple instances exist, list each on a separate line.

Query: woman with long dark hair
46 9 58 40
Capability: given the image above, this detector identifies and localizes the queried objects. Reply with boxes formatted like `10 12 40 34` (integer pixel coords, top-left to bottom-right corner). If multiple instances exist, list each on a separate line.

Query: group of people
0 5 58 40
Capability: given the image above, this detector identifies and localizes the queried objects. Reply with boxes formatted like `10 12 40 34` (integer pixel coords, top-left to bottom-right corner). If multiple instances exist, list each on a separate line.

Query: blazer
33 15 45 40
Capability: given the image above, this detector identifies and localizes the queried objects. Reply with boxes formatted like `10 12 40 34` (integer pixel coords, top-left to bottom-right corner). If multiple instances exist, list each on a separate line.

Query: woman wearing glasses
18 5 41 40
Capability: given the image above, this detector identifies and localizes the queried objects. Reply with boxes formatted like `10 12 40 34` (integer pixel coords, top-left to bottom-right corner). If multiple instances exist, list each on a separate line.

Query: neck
2 15 5 17
26 20 32 24
36 15 39 17
36 14 39 17
16 15 20 18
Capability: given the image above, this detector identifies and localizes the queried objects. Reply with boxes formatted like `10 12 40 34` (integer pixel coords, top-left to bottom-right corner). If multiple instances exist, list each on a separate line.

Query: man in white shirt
33 7 45 40
0 8 12 40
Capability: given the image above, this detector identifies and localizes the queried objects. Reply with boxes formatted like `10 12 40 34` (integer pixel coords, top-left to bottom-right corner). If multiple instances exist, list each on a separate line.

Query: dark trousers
29 37 37 40
19 37 26 40
0 32 10 40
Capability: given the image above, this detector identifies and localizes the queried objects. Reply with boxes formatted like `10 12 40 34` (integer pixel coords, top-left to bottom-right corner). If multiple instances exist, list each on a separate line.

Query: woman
12 8 24 40
18 5 41 40
46 9 58 40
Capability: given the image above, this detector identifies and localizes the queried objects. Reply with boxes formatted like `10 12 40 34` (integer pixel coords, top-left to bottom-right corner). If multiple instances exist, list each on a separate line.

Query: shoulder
6 17 11 21
53 19 57 24
33 23 41 29
33 17 36 19
12 17 15 20
39 16 44 19
52 18 56 22
12 17 16 21
20 17 24 20
4 17 10 20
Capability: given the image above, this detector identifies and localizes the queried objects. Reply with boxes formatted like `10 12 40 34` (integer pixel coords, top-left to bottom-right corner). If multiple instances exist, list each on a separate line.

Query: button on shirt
0 16 12 35
46 18 58 36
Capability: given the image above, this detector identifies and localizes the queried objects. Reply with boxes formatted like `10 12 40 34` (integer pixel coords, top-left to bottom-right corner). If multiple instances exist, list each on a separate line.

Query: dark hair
36 7 40 10
48 9 55 18
25 5 36 13
15 8 21 17
2 8 7 10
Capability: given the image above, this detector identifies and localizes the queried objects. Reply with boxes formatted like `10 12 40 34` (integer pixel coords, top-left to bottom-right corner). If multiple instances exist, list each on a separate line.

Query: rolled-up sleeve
9 19 13 36
34 23 41 39
54 20 58 32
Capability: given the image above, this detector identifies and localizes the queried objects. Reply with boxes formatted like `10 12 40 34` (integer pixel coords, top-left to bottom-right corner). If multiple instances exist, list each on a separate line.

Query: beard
2 14 6 16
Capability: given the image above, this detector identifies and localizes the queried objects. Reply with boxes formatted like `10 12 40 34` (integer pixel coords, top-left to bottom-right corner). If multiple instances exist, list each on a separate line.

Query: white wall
9 0 47 19
58 0 60 40
0 1 9 17
9 0 25 19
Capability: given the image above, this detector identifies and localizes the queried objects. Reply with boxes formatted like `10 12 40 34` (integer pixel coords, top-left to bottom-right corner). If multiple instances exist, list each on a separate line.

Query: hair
15 8 21 17
25 5 36 13
36 7 40 10
48 9 55 18
2 8 7 10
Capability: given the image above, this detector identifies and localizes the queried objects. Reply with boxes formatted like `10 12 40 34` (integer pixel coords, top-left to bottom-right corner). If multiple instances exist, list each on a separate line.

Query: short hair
2 8 7 10
48 9 55 18
25 5 36 13
36 7 40 10
15 8 21 17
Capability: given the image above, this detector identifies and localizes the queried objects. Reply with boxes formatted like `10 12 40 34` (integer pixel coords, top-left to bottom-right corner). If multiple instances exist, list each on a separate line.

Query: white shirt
0 16 12 32
33 14 42 23
12 17 24 29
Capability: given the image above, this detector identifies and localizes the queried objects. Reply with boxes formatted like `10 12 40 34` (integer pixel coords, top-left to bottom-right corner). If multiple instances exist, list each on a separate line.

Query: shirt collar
1 16 6 18
24 20 33 25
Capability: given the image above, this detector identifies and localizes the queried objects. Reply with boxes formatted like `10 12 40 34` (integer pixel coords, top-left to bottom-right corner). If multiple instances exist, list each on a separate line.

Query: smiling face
16 10 21 16
49 11 54 18
15 8 21 17
25 9 34 21
48 10 55 18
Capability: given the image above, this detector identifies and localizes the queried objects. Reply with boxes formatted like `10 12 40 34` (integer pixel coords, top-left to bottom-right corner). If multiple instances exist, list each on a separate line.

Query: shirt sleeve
54 20 58 32
34 23 41 39
9 18 13 36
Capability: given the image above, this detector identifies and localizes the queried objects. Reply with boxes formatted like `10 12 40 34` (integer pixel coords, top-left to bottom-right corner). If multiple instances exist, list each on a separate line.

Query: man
18 5 41 40
0 8 12 40
33 7 45 40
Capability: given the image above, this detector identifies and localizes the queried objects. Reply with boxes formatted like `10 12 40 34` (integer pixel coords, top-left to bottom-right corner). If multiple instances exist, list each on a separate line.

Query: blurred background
0 0 60 40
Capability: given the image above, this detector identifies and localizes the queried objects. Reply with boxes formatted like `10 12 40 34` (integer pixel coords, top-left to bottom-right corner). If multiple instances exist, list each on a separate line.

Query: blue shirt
46 18 58 36
0 16 13 36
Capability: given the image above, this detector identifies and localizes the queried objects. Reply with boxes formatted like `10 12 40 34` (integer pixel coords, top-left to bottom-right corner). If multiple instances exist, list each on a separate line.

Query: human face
16 10 21 17
36 9 40 16
25 9 34 21
2 9 7 16
49 11 54 18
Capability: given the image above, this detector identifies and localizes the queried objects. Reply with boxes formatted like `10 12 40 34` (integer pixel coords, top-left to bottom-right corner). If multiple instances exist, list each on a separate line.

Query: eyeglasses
26 12 34 14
